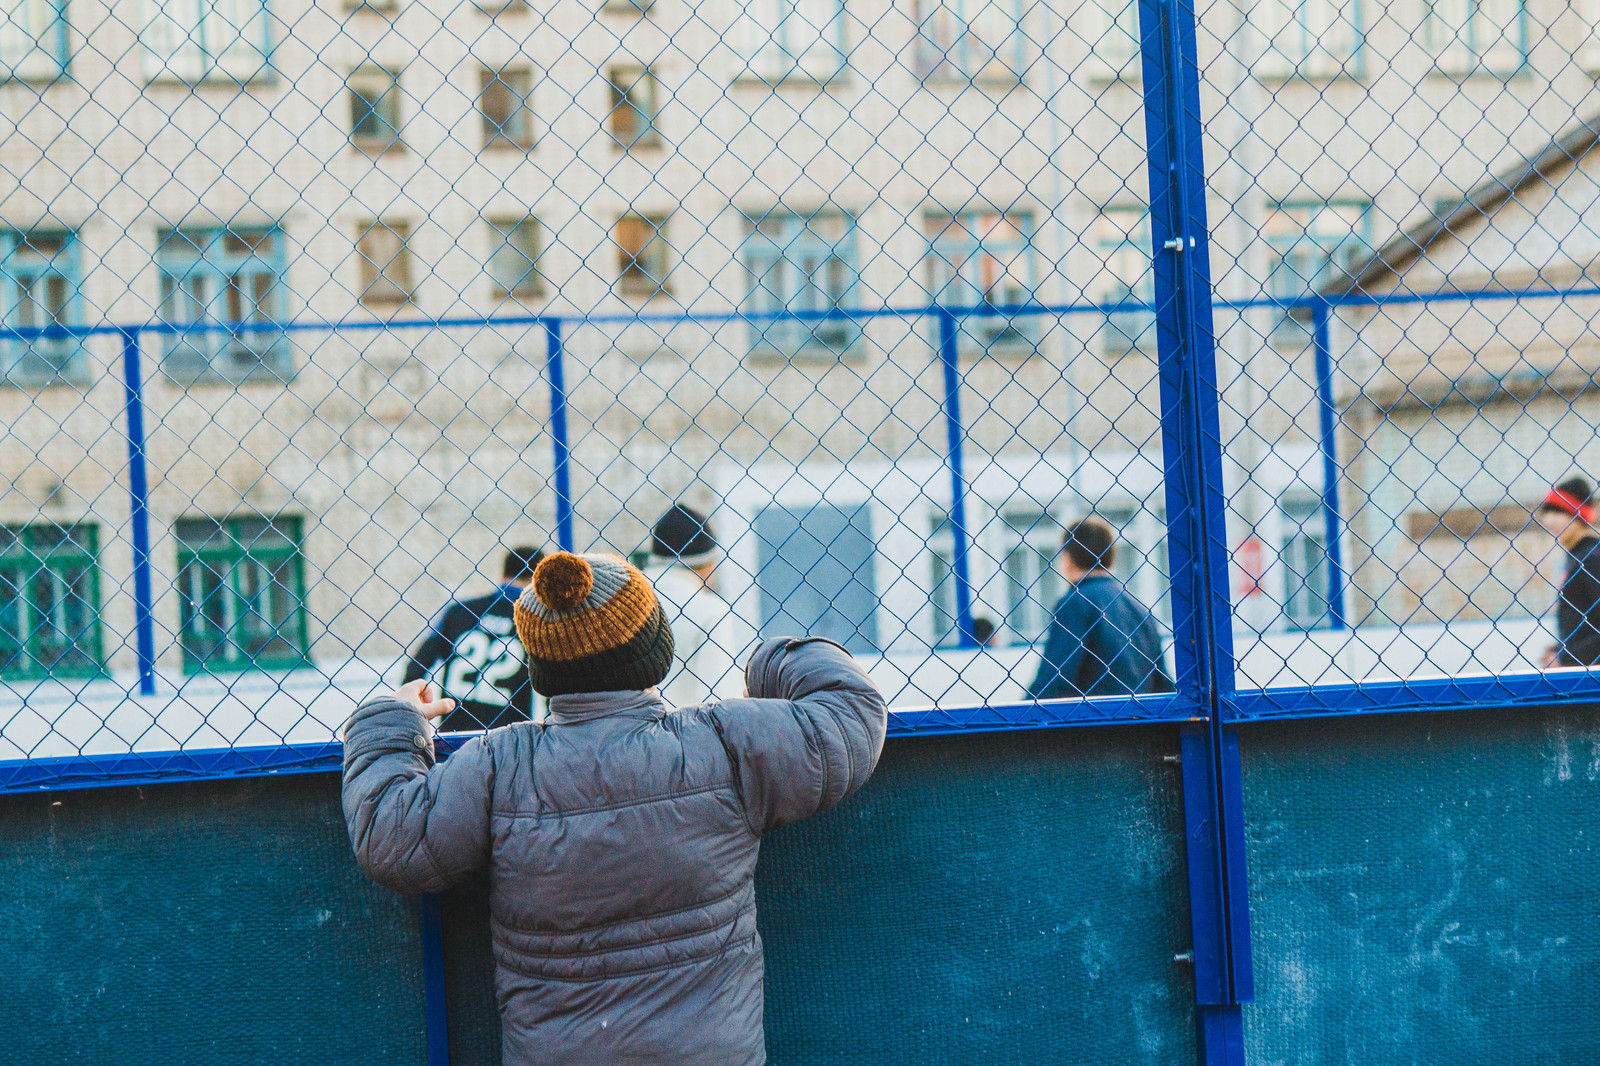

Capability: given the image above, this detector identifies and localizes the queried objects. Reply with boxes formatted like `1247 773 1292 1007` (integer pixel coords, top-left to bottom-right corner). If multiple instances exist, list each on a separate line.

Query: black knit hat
651 504 717 567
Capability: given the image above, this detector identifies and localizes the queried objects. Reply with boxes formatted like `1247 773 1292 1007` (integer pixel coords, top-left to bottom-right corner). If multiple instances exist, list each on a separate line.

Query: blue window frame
925 209 1038 352
1424 0 1524 74
1096 206 1153 357
140 0 272 83
1254 0 1362 79
1 230 81 385
0 0 69 81
742 210 860 358
915 0 1029 82
736 0 846 83
157 226 289 381
1263 201 1370 346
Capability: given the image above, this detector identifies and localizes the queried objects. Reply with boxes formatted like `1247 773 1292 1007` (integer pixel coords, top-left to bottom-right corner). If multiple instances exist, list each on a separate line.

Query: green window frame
0 523 103 680
175 515 310 674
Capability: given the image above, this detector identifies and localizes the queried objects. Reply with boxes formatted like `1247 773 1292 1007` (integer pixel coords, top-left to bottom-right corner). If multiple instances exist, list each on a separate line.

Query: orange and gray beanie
513 551 675 697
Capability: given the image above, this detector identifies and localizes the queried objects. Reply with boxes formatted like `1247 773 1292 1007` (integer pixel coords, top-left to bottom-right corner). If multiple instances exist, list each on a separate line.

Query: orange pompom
533 552 594 611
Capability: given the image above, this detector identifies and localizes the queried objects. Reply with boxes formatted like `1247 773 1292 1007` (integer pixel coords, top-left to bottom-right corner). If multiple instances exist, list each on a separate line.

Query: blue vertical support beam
937 309 977 648
418 892 451 1066
1135 0 1253 1059
119 329 157 698
1312 299 1347 630
544 317 575 553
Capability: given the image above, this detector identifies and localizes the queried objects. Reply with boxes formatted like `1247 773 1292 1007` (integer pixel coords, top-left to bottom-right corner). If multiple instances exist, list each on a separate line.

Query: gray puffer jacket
342 636 887 1065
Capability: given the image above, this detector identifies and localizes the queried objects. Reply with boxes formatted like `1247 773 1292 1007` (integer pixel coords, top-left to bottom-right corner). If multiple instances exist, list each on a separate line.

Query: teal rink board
1240 706 1600 1065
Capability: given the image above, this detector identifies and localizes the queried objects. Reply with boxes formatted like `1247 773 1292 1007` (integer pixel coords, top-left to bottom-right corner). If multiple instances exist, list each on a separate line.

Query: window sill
490 289 546 303
1251 67 1367 87
143 72 279 89
1422 63 1528 82
180 656 313 677
351 140 407 158
482 138 537 153
344 0 399 14
746 340 864 364
1 70 71 86
732 68 849 89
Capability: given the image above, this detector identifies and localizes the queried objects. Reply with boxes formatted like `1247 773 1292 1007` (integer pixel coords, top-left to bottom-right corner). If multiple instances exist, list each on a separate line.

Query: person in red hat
1537 476 1600 667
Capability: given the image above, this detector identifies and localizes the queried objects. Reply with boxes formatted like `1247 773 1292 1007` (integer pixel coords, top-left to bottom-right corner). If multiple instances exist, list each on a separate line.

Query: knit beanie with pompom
513 551 675 697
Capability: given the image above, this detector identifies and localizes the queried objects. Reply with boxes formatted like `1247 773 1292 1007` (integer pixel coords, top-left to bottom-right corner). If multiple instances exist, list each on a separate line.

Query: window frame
0 229 83 385
1422 0 1526 76
1075 0 1141 81
486 217 543 299
0 522 104 681
174 515 310 674
156 225 289 382
607 67 660 149
914 0 1031 83
1263 200 1371 347
1095 206 1154 358
1279 495 1333 631
924 208 1040 354
348 66 404 154
736 0 848 84
140 0 274 84
614 213 671 299
1 0 70 82
479 66 536 150
1251 0 1364 81
356 219 415 306
740 208 861 360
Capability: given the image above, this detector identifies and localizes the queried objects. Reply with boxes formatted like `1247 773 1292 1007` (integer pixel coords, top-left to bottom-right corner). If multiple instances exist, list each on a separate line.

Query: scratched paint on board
1241 708 1600 1065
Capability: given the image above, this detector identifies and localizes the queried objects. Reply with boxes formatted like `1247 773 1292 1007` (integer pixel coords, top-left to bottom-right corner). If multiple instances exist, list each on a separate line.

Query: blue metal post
1312 299 1347 630
937 309 977 648
119 329 157 698
1136 0 1254 1057
418 892 451 1066
544 317 575 553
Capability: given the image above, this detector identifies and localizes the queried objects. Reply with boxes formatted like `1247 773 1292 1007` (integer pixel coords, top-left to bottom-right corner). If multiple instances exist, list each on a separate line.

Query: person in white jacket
647 503 753 706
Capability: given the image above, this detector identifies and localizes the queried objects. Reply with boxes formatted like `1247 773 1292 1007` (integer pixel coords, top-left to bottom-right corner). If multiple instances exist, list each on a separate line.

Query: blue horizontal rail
1 282 1595 342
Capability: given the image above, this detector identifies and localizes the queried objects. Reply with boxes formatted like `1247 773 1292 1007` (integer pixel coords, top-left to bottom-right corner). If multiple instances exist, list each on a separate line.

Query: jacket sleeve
1026 592 1089 700
341 696 495 893
1559 549 1600 666
706 636 887 834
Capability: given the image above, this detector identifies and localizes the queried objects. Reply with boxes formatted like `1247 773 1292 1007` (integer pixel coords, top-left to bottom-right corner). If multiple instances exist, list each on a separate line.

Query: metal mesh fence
1 0 1599 785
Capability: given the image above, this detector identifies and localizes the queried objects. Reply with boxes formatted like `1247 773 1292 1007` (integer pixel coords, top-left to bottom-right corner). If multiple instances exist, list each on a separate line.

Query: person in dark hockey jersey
402 546 544 731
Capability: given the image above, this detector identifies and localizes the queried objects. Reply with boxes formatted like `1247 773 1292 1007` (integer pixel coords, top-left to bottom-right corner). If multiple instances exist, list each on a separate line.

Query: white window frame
925 209 1039 354
915 0 1031 83
1263 201 1370 347
742 209 861 359
1074 0 1140 81
1096 206 1153 357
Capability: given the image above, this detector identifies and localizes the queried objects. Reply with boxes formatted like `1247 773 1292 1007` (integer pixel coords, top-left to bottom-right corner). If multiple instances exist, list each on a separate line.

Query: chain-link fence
2 0 1599 789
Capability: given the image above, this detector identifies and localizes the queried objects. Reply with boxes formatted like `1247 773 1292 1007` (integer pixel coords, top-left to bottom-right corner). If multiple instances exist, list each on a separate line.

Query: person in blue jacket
1026 515 1173 699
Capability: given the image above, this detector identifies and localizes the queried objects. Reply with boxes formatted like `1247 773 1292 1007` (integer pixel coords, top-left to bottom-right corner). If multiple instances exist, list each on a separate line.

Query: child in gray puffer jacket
342 551 888 1065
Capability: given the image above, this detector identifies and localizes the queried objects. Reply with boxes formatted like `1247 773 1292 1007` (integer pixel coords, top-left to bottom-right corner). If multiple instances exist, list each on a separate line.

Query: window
349 67 403 153
915 0 1029 81
157 227 289 381
1075 0 1139 79
614 214 669 298
1 0 68 80
480 67 535 149
1424 0 1523 74
487 218 542 298
1263 202 1369 345
742 210 859 358
925 210 1038 352
1002 510 1063 645
607 68 659 149
1280 497 1331 630
603 0 651 12
928 516 959 648
141 0 270 82
0 523 101 679
1096 207 1153 357
1253 0 1361 79
1 231 80 384
754 502 880 654
175 515 309 672
736 0 846 82
356 220 413 305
